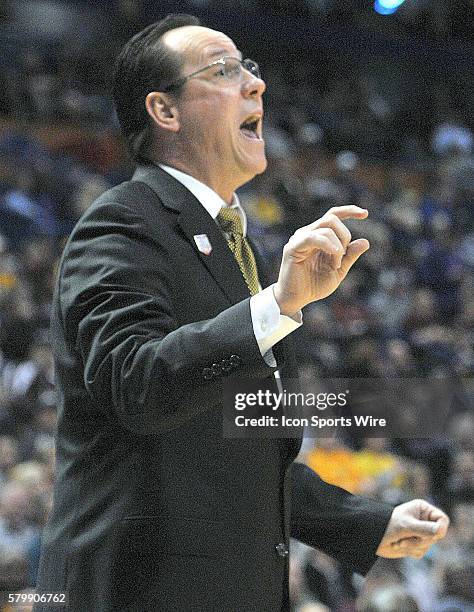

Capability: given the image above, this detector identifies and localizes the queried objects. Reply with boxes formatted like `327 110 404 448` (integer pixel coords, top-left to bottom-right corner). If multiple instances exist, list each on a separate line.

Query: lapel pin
193 234 213 255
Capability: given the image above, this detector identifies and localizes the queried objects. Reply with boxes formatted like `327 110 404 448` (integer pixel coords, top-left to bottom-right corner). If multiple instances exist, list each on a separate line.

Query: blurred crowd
0 4 473 612
243 122 474 610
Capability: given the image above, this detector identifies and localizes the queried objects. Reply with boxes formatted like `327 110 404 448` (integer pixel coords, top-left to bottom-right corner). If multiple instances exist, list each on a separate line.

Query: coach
35 14 449 612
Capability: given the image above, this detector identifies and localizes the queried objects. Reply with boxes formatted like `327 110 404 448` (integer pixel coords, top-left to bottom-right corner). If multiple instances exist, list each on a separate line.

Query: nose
242 72 266 97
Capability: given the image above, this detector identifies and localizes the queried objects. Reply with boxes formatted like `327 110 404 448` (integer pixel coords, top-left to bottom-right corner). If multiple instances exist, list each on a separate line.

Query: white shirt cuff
250 284 302 365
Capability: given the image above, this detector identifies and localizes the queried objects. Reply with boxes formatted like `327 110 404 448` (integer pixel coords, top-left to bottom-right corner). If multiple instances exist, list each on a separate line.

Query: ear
145 91 180 133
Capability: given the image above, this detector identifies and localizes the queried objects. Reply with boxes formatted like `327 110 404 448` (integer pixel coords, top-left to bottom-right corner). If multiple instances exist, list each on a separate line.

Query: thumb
339 239 370 276
403 517 440 538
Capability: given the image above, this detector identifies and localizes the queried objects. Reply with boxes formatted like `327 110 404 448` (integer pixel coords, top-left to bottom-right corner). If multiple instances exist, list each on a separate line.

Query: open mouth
239 115 262 140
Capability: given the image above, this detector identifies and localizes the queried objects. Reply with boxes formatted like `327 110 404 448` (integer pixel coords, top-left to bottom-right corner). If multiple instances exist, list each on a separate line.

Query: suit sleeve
58 201 279 435
290 462 394 575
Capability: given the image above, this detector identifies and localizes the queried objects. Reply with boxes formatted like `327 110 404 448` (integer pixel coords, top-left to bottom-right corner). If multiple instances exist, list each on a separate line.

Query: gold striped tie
217 207 260 296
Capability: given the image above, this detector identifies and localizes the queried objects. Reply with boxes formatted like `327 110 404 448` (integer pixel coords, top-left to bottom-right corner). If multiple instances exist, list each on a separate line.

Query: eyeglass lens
243 59 260 79
223 58 260 80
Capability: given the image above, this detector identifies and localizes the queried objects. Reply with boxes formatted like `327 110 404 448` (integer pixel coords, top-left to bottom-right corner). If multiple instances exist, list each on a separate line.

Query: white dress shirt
159 164 302 366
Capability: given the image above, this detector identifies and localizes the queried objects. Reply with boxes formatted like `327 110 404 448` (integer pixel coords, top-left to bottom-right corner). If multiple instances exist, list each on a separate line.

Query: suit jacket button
211 363 221 376
275 543 289 558
221 358 232 373
202 367 213 380
230 354 242 367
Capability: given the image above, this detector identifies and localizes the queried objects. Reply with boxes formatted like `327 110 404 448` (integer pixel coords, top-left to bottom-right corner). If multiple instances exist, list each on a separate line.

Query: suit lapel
131 164 251 304
177 204 251 304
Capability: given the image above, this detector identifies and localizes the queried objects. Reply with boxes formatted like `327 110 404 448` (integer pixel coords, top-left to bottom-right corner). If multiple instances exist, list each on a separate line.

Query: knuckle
319 227 334 239
315 234 330 247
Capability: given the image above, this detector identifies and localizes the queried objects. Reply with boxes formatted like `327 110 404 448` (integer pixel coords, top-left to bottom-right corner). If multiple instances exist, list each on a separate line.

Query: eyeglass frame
160 56 261 93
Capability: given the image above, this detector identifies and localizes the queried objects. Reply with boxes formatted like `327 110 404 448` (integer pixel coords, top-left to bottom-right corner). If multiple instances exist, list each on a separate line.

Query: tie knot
217 206 243 236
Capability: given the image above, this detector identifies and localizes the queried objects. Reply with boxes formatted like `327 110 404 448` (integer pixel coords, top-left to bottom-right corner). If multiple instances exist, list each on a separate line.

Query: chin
257 155 268 174
233 151 268 188
246 154 268 178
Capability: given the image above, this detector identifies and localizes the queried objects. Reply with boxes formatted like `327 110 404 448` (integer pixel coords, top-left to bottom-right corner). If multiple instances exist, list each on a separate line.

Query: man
35 14 449 612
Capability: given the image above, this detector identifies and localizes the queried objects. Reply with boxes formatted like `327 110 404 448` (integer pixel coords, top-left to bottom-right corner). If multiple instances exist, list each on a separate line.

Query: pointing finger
326 206 369 221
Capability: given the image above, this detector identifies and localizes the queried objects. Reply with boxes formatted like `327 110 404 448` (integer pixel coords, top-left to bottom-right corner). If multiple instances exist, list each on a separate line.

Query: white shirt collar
159 164 247 236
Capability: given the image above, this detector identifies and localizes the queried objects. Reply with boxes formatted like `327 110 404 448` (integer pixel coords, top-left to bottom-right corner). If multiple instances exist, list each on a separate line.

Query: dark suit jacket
34 165 393 612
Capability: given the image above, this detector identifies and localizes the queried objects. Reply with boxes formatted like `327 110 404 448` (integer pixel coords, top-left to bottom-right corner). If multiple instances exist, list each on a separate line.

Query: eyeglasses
161 57 261 92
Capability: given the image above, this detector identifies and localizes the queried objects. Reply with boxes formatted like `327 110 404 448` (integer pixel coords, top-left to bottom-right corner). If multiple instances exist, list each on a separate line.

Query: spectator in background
447 451 474 505
0 481 39 558
357 584 420 612
0 436 19 485
433 558 474 612
432 115 473 158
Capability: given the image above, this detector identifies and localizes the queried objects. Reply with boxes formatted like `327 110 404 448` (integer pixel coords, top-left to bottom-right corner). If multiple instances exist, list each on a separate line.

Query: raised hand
273 206 370 316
